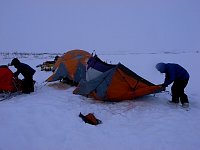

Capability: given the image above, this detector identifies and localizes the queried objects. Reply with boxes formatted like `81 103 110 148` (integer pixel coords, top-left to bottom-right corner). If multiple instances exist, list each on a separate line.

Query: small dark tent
73 55 162 101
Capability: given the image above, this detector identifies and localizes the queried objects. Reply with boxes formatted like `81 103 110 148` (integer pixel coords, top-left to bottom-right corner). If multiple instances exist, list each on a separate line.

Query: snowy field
0 50 200 150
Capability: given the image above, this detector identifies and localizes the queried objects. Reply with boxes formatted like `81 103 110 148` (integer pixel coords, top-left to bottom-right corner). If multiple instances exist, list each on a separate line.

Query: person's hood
156 63 166 73
11 58 20 68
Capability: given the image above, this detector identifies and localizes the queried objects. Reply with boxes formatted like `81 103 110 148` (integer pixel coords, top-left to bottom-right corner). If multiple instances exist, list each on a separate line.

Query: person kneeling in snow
156 63 189 107
10 58 36 94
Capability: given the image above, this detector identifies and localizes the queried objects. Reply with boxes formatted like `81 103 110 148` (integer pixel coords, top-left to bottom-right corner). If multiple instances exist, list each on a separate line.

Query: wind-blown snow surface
0 51 200 150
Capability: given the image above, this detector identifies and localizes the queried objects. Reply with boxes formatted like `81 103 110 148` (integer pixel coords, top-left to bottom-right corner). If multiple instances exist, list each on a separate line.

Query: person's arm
14 70 20 77
162 67 175 87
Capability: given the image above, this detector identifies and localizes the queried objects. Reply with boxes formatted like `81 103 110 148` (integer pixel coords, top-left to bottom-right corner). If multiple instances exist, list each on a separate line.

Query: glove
161 84 166 91
13 72 19 77
158 84 166 91
161 87 166 91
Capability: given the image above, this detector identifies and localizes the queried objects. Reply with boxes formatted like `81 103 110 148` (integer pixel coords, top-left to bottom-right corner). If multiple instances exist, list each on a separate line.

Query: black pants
171 79 189 104
22 77 34 94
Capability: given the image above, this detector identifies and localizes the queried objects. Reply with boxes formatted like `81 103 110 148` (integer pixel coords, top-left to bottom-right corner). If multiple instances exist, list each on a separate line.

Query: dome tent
73 55 162 101
46 49 91 85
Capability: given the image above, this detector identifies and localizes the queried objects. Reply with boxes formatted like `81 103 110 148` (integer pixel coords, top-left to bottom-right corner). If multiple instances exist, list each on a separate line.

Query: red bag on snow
79 112 102 125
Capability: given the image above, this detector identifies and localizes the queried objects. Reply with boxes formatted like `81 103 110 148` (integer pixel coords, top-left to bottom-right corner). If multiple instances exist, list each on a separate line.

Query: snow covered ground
0 50 200 150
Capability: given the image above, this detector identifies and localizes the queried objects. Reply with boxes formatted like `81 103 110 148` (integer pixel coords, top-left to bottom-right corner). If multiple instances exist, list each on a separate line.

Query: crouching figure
10 58 36 94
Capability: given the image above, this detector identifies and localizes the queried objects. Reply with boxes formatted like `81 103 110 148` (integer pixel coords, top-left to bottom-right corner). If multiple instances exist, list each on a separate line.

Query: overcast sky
0 0 200 53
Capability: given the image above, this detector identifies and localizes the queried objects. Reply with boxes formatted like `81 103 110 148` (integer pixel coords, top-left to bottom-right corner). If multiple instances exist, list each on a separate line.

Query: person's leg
30 79 34 92
22 79 30 94
171 81 180 103
179 79 189 104
27 77 34 92
22 77 34 94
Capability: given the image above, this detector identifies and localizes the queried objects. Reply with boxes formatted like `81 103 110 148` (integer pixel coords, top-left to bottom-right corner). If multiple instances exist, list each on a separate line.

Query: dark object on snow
79 112 102 125
36 61 55 71
36 56 60 71
54 55 59 62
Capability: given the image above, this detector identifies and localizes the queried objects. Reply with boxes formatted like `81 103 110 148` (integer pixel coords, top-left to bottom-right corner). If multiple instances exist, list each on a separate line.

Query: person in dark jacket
10 58 36 94
156 63 189 107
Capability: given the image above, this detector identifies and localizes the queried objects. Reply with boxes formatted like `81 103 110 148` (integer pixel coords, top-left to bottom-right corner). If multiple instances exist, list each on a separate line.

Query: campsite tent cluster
0 49 162 101
46 49 162 101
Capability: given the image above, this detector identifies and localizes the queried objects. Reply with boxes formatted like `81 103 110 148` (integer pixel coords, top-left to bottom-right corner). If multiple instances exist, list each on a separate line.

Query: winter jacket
14 63 36 79
159 63 190 87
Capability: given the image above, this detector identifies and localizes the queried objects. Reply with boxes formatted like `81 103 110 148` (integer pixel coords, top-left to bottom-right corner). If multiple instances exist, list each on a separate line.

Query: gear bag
79 112 102 125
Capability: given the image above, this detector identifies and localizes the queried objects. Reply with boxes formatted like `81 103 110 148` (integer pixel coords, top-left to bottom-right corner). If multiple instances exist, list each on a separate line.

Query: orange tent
46 49 91 85
73 55 162 101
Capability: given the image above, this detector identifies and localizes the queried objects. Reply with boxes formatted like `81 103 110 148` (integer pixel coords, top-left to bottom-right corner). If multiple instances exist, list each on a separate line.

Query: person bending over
10 58 36 94
156 62 189 107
